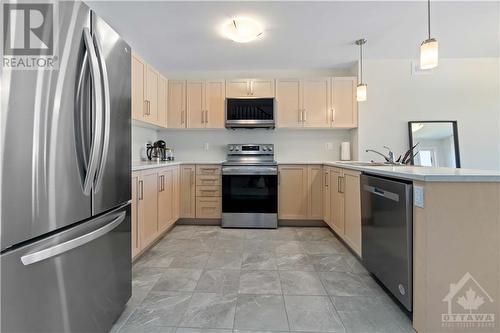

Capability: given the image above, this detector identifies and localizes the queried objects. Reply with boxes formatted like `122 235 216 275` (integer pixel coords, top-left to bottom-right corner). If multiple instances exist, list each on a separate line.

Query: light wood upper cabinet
158 167 174 233
180 165 196 218
343 169 362 256
168 80 187 128
226 79 274 98
138 169 159 249
131 172 140 259
308 165 323 219
332 77 357 128
205 80 225 128
323 167 332 227
131 54 146 122
158 75 168 127
302 77 331 128
330 167 345 235
187 80 205 129
278 165 308 219
144 65 159 123
276 79 302 128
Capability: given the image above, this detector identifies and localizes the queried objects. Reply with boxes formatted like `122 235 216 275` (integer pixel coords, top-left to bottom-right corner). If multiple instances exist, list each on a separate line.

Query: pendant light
420 0 438 69
355 38 367 102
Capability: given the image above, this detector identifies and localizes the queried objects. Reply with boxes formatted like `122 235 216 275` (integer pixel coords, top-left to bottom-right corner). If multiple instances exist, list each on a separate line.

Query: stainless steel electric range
221 144 278 228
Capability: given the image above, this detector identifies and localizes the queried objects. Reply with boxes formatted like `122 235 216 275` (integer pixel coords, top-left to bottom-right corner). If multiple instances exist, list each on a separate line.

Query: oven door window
222 174 277 213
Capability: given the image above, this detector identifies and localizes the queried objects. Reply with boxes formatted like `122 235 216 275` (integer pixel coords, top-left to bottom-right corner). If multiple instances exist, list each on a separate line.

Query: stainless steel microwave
225 98 275 129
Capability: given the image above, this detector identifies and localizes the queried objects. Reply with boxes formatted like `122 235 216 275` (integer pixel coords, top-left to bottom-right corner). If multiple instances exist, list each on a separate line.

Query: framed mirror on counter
408 121 461 168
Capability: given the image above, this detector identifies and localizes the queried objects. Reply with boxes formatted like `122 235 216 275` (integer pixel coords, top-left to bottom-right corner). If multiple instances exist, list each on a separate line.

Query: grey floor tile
206 250 242 270
125 292 192 327
309 254 352 272
319 272 376 296
241 252 277 270
284 295 345 332
168 252 210 269
218 228 248 240
118 324 176 333
213 239 245 252
273 241 304 254
191 226 221 240
344 255 369 274
301 240 344 255
195 270 240 293
243 240 276 253
337 311 377 333
152 269 202 292
234 295 289 331
276 253 314 271
179 293 237 329
176 329 232 333
271 227 299 240
279 270 326 295
239 270 282 294
295 227 335 241
164 225 199 239
135 249 175 268
132 267 165 292
233 331 288 333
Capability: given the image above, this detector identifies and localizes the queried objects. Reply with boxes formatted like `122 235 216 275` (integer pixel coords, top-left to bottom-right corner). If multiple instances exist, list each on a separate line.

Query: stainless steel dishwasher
361 174 413 311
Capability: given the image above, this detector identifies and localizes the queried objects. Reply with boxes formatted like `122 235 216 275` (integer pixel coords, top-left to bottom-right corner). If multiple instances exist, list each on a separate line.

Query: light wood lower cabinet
278 165 323 220
180 165 196 218
195 165 222 218
132 165 180 260
323 167 332 226
196 197 222 219
327 167 362 256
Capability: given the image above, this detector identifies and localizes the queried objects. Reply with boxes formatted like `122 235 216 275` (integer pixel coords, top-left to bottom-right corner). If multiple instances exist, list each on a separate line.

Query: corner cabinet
278 165 323 220
131 165 180 260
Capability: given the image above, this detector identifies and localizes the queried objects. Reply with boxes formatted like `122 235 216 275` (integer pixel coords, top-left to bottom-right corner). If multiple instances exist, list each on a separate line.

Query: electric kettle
146 140 167 161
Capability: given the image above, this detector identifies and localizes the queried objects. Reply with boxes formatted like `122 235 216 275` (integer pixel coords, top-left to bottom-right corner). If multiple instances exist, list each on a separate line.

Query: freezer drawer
1 204 131 333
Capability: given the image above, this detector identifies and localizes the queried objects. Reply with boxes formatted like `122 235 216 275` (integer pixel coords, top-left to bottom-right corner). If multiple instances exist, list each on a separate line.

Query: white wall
355 58 500 170
132 122 157 161
156 129 351 162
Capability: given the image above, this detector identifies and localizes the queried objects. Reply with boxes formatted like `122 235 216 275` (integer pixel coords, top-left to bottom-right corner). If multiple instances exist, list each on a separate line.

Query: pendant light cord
360 42 363 84
427 0 431 39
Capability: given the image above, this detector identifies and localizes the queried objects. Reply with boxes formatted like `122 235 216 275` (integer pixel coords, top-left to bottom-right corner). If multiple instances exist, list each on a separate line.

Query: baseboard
278 219 328 227
176 218 222 226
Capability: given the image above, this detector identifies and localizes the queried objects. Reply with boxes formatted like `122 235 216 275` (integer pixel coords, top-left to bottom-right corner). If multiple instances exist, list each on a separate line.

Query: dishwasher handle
363 185 400 202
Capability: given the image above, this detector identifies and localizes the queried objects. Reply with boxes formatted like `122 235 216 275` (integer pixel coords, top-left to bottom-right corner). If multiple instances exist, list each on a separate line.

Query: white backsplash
154 128 352 162
132 125 157 161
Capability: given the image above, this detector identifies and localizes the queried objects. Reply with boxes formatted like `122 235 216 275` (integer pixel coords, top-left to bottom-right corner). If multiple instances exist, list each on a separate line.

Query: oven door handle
222 166 278 175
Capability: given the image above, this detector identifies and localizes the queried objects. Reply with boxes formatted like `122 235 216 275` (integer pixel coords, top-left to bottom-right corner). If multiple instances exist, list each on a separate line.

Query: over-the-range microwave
225 98 275 129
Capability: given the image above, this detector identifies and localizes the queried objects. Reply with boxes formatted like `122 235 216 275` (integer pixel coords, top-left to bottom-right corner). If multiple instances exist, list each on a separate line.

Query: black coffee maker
146 140 167 161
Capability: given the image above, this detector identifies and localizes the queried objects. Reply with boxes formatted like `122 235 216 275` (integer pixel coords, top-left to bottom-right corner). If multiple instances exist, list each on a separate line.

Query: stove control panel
227 144 274 155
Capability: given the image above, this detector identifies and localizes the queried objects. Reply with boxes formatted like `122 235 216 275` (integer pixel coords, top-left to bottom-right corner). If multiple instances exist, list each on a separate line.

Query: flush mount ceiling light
420 0 438 69
222 17 263 43
355 38 367 102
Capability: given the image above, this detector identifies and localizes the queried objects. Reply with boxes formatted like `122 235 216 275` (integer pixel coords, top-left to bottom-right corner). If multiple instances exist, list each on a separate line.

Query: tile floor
111 226 414 333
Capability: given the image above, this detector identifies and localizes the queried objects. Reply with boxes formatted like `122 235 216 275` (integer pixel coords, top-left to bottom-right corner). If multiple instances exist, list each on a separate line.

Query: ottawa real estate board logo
441 272 495 329
2 1 58 69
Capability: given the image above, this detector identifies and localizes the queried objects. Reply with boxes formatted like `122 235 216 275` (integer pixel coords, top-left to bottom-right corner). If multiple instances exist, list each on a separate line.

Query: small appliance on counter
146 140 174 161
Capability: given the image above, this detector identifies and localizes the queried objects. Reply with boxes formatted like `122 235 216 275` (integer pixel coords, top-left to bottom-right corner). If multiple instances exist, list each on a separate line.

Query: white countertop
132 160 500 182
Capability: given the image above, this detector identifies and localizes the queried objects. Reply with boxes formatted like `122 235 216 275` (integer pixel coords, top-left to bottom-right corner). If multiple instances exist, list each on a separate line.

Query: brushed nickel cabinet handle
303 109 307 122
325 172 329 187
139 180 144 200
191 170 195 186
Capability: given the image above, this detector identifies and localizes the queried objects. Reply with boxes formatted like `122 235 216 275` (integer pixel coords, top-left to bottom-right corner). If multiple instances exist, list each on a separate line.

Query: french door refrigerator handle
76 51 89 170
93 32 111 193
82 27 103 196
21 211 126 266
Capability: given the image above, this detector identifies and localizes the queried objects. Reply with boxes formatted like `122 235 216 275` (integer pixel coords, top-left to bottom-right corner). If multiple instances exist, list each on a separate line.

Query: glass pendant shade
356 83 367 102
420 38 438 70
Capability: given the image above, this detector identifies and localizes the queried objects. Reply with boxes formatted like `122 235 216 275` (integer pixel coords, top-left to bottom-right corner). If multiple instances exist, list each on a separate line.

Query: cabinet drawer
196 175 221 186
196 185 221 197
196 197 221 218
196 165 221 175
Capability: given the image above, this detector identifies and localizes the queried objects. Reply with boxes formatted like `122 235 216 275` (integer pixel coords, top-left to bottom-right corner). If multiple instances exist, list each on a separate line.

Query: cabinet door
131 173 140 259
131 54 145 122
168 80 186 128
332 77 357 128
180 165 196 218
145 65 159 124
307 165 323 219
343 170 362 256
186 80 205 128
226 79 250 97
276 79 302 128
205 80 225 129
302 78 331 128
251 79 275 97
278 165 308 219
172 166 180 221
157 75 168 127
330 168 345 235
158 168 174 232
323 167 332 226
138 170 159 248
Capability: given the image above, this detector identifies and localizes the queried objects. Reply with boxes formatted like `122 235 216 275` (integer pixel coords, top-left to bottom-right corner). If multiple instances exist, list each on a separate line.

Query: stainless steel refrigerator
1 1 132 332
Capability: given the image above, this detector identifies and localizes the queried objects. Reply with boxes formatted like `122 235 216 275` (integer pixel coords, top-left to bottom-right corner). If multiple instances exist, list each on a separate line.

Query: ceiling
88 1 499 74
